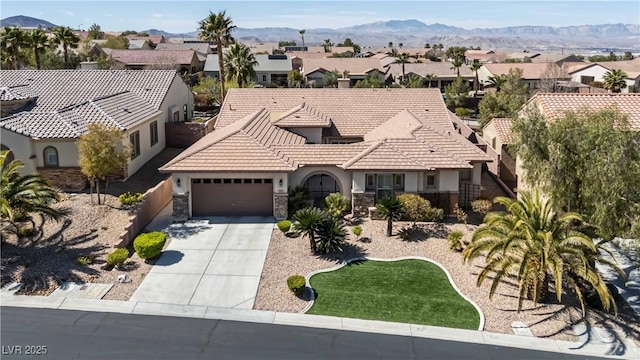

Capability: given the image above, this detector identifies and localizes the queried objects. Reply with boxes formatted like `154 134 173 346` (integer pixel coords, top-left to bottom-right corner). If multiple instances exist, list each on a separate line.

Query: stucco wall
1 130 35 174
482 122 500 150
405 172 419 192
352 172 366 192
125 114 164 178
570 65 609 86
160 74 194 124
288 167 351 198
33 140 79 168
472 163 482 185
439 170 459 192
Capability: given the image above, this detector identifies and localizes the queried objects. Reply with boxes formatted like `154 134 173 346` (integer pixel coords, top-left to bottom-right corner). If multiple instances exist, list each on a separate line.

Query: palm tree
603 69 628 93
450 58 464 77
398 42 403 49
395 52 410 84
469 62 482 96
376 196 405 237
1 26 26 70
388 41 393 49
425 74 437 88
292 207 328 254
28 27 49 70
463 190 621 315
424 43 431 49
52 26 80 68
1 151 62 237
322 38 333 53
224 43 258 88
484 75 507 91
299 29 305 49
199 10 236 103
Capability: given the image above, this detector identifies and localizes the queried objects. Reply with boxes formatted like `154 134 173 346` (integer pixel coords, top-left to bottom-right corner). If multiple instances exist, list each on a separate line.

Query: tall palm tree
376 196 405 237
224 43 258 88
1 151 62 237
463 190 621 315
28 27 49 70
299 29 305 49
425 74 437 88
1 26 26 70
292 207 328 254
484 75 507 91
52 26 80 68
322 38 332 53
469 62 482 96
603 69 628 93
395 52 410 84
199 10 236 103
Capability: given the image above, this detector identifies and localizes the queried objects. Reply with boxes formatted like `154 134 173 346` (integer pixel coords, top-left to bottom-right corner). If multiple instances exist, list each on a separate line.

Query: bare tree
539 63 569 93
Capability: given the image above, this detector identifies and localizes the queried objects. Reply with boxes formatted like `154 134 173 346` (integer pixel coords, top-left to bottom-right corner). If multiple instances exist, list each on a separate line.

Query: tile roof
484 118 514 144
204 54 292 73
126 35 165 45
0 92 161 139
528 93 640 131
0 85 38 101
156 42 211 54
482 63 564 80
270 102 332 128
128 39 150 50
387 62 474 78
302 58 385 76
0 70 178 112
161 89 491 173
597 58 640 79
109 50 197 65
563 62 600 74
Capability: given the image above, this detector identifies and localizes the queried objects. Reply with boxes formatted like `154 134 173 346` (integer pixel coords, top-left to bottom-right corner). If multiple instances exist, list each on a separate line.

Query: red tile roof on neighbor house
109 50 197 65
160 89 491 173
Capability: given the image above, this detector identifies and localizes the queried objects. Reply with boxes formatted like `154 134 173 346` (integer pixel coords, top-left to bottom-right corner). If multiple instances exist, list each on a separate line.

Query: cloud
62 10 74 17
105 13 113 18
151 13 163 18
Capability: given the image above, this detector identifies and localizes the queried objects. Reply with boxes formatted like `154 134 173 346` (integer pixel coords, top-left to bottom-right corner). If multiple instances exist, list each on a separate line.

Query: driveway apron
130 217 274 309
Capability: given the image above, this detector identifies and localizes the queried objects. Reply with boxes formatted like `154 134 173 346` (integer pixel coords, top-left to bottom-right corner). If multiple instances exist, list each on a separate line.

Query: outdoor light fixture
279 178 283 187
176 178 181 187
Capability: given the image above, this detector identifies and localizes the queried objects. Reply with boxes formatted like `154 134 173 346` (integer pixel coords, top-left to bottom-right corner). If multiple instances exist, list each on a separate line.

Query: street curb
1 295 637 359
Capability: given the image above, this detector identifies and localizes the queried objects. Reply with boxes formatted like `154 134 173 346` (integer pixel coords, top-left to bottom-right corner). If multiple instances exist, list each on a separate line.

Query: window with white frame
425 172 437 190
365 173 405 200
43 146 59 167
130 131 141 159
150 121 158 146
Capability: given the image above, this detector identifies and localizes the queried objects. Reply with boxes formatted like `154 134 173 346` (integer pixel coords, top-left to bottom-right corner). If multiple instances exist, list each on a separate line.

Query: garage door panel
192 180 273 217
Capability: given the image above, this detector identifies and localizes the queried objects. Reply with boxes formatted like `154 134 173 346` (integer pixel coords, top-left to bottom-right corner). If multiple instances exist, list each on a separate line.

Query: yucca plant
291 207 328 254
375 196 405 236
315 216 347 254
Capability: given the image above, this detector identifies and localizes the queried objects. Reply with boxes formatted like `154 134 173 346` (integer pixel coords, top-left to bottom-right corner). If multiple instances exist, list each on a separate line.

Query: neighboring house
530 53 584 65
109 50 203 74
285 46 356 56
203 54 292 86
301 58 386 87
128 39 152 50
126 35 166 48
597 59 640 92
513 93 640 191
160 88 492 219
386 62 474 92
156 42 211 58
477 63 569 90
481 118 516 189
0 70 194 190
563 59 640 93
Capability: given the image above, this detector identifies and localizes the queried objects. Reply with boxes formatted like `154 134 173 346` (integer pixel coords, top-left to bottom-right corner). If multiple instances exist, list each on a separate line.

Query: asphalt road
1 307 609 360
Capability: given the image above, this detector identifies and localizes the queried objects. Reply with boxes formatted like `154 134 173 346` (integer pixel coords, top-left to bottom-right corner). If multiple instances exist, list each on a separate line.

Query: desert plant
287 274 306 295
107 248 129 267
315 216 347 254
352 225 362 240
398 194 430 222
118 192 144 207
77 255 95 265
453 205 468 224
471 199 492 216
424 207 444 222
291 207 329 253
133 231 167 259
288 186 312 215
398 224 420 241
448 230 464 252
277 220 291 233
376 196 405 236
324 192 349 218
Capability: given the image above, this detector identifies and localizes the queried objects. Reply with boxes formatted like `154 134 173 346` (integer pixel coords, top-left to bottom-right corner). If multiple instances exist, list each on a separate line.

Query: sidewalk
1 294 638 359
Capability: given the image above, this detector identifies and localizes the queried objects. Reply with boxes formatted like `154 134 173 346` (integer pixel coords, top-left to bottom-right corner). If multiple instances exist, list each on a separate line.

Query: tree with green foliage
192 77 242 107
405 74 426 88
315 216 347 254
511 106 640 241
478 68 529 128
224 43 258 88
322 70 340 87
199 10 236 103
324 193 349 218
102 35 129 49
603 69 628 93
292 207 329 254
376 196 405 237
1 26 27 69
87 23 104 40
622 51 634 60
395 52 410 84
464 190 622 315
424 74 437 88
444 77 470 108
52 26 80 68
77 124 130 205
322 39 333 53
299 29 305 48
27 27 49 69
288 69 304 88
469 62 482 96
484 74 507 91
354 70 385 88
446 46 467 63
1 151 62 239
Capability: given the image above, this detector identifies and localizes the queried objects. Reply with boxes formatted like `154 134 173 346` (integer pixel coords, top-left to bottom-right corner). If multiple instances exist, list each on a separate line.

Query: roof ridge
382 141 433 169
53 112 81 138
340 141 383 168
87 99 125 130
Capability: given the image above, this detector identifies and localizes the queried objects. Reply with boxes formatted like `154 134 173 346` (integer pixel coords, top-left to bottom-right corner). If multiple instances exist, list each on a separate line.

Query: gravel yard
255 218 640 343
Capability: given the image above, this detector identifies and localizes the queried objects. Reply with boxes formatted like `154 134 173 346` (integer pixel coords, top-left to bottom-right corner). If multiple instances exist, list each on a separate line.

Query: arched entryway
304 173 341 207
1 144 14 166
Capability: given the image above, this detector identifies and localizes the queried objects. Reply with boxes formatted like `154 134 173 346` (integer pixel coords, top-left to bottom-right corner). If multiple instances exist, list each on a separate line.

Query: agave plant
291 207 328 254
315 216 347 254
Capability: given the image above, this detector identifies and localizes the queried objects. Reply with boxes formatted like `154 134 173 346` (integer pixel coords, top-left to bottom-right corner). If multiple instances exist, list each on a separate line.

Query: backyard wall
164 116 215 148
117 177 173 248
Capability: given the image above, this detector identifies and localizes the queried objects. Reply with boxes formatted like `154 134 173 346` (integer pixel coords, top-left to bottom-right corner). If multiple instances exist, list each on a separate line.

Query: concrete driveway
130 217 274 309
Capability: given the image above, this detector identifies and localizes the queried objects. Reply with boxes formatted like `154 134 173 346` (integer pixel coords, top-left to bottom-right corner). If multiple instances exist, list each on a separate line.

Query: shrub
453 205 468 224
448 231 464 252
424 207 444 222
315 216 347 254
77 255 95 265
324 192 349 218
118 192 144 207
277 220 292 233
352 225 363 239
398 194 444 222
471 199 492 216
288 186 312 215
133 231 167 259
107 248 129 267
287 275 306 295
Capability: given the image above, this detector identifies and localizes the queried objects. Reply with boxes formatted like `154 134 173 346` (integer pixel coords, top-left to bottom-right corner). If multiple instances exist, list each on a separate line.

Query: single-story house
156 42 211 63
160 88 492 219
0 70 194 190
128 39 152 50
386 62 474 92
109 50 204 74
595 59 640 92
477 63 569 90
481 118 516 189
204 54 292 86
301 58 387 87
530 53 585 65
126 35 166 47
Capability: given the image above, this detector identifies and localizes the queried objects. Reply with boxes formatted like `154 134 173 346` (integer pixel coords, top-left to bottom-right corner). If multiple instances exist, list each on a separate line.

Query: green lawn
307 259 480 330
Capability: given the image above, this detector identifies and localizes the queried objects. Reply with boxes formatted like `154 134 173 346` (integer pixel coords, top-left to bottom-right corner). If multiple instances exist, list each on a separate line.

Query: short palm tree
425 74 437 88
1 26 26 70
199 10 236 102
292 207 328 254
463 190 621 315
469 62 482 96
28 27 49 70
376 196 405 237
315 216 347 254
450 59 464 77
224 43 258 88
1 151 62 237
484 75 507 91
52 26 80 68
603 69 628 93
299 29 305 49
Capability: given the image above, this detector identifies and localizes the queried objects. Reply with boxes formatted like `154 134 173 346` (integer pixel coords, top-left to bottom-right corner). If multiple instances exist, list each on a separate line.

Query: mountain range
2 15 638 50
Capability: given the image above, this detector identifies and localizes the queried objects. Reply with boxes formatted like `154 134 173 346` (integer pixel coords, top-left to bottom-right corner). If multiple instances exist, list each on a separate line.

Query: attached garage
191 178 274 217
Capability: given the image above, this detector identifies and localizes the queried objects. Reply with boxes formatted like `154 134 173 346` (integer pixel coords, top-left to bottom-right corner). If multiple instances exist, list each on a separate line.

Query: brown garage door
191 178 273 217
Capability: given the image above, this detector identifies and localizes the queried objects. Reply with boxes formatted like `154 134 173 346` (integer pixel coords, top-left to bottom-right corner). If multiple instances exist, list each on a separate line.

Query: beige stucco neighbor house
160 88 492 219
0 70 194 191
386 62 474 92
481 118 516 190
301 58 387 87
477 63 569 91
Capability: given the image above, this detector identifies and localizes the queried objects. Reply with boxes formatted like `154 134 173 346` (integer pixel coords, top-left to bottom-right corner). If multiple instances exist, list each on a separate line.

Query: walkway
130 217 274 309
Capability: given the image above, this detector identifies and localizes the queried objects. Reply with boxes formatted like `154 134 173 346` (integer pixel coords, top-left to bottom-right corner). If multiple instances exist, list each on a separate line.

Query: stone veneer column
172 193 190 219
37 167 86 191
274 193 288 220
351 192 375 218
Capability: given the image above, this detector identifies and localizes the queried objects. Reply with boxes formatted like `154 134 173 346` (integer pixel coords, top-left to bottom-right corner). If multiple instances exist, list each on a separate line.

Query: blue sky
1 1 638 33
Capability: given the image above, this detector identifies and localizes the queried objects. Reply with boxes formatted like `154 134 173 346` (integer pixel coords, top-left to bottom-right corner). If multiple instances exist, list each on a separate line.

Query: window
130 131 140 159
43 146 58 167
580 75 595 85
183 105 188 122
150 121 159 146
426 173 437 189
365 173 405 200
173 111 180 122
203 179 212 184
365 174 376 191
262 74 267 82
393 174 405 191
460 170 472 182
213 179 222 184
491 137 497 150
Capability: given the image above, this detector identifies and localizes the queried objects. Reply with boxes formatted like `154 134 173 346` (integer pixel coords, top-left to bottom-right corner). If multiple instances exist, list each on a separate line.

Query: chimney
337 78 351 89
80 61 98 70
